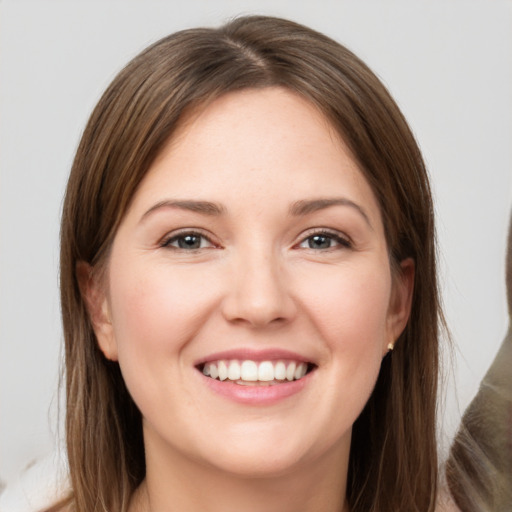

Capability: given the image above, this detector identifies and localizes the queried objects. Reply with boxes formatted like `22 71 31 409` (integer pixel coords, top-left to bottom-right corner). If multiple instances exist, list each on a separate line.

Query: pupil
309 235 330 249
178 235 200 249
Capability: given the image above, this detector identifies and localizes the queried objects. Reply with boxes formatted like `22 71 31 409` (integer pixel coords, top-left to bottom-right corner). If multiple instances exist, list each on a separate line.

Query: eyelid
158 227 351 251
159 228 219 250
295 228 352 250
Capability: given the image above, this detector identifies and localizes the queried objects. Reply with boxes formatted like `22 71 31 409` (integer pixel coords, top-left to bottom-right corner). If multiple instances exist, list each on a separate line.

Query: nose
221 249 297 328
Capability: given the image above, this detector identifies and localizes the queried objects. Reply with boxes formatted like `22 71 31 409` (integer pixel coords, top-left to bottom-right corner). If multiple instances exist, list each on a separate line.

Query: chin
190 421 350 480
201 445 309 479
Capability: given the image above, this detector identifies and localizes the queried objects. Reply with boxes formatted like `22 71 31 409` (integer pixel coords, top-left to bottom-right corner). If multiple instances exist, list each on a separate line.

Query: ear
76 261 118 361
385 258 415 353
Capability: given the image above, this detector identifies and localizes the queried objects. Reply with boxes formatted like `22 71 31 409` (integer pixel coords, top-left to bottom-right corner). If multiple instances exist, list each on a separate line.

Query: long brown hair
59 15 441 512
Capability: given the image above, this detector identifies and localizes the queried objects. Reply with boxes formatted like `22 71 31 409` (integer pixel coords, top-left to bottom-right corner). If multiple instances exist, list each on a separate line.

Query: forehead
172 86 339 146
128 87 382 228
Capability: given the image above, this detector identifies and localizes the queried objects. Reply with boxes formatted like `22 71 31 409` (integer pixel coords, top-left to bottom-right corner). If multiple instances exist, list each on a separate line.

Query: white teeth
218 360 228 381
286 362 296 381
209 363 219 379
275 361 286 380
228 360 241 380
294 362 307 379
258 361 274 381
240 360 258 381
202 359 310 384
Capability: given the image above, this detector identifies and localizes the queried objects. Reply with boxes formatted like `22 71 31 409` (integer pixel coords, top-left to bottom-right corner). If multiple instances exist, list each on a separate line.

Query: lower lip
201 371 313 405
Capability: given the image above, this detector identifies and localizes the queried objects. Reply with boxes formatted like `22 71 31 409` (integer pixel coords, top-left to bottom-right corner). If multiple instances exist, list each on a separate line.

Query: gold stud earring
387 343 394 352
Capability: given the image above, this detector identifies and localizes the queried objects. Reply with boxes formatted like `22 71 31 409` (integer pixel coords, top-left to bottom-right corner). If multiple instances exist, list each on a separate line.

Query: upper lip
195 348 315 366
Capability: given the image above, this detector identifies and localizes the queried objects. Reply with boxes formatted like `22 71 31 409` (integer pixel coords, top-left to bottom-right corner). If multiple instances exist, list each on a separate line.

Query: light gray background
1 0 511 485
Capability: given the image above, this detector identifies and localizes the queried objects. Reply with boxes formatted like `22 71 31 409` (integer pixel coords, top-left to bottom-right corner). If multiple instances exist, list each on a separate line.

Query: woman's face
89 87 412 478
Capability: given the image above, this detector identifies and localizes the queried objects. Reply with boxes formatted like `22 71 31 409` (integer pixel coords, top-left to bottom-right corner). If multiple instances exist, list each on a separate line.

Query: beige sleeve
445 214 512 512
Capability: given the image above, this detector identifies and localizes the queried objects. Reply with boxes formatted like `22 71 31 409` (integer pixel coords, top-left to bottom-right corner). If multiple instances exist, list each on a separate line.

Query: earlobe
76 261 118 361
386 258 415 352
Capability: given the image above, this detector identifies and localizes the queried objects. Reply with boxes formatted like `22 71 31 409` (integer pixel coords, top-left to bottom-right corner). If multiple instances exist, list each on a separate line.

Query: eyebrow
289 198 372 228
140 197 372 227
141 200 225 221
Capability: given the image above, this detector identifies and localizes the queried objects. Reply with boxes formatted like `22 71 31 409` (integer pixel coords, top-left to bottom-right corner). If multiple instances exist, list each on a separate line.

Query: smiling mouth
199 360 316 386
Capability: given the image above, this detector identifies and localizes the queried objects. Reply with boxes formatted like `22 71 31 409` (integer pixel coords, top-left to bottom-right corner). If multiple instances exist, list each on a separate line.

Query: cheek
109 262 213 347
302 261 391 343
106 261 221 395
335 268 390 397
105 260 224 422
299 261 391 390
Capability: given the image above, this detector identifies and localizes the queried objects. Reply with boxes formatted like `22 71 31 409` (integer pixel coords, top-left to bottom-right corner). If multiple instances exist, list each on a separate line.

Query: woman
56 15 442 512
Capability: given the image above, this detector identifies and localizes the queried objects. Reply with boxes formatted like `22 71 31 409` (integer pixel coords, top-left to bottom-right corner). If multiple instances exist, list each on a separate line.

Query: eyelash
160 228 351 252
296 229 352 251
160 230 216 251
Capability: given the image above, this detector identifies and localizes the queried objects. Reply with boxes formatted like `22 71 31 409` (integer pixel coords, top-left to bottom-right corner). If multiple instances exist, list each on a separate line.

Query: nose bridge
222 239 295 327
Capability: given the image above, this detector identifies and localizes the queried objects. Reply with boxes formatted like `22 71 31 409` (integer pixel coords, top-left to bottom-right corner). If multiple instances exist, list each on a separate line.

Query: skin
83 87 414 512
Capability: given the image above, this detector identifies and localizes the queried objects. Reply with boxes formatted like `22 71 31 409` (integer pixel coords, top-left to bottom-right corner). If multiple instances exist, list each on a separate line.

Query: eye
161 231 215 250
298 230 351 250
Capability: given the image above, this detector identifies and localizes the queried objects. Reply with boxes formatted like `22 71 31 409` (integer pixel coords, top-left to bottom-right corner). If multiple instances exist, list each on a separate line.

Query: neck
130 432 351 512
